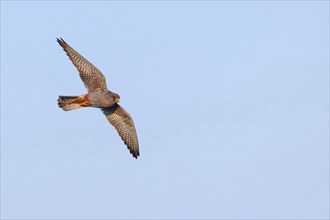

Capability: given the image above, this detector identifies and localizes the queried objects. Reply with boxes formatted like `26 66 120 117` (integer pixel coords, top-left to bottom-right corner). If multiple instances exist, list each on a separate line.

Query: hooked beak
114 97 120 102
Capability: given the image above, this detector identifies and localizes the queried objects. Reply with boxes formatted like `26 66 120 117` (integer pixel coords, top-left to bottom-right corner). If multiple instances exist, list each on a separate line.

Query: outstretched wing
57 38 108 92
102 104 140 158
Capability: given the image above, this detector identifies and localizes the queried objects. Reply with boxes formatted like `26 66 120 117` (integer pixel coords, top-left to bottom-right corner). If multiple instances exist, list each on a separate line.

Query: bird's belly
87 93 113 108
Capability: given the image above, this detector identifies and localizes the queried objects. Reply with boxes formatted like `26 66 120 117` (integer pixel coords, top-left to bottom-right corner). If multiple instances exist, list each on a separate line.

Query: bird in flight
56 38 139 158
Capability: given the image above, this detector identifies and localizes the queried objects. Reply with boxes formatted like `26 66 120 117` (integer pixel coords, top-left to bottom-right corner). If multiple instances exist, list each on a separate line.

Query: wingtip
56 37 68 48
132 151 140 159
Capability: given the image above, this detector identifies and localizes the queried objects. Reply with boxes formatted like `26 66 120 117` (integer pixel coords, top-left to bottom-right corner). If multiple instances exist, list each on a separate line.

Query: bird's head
108 91 120 103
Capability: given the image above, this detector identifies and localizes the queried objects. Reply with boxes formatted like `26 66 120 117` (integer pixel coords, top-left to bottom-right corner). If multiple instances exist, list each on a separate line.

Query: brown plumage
57 38 140 159
102 104 139 158
57 38 108 92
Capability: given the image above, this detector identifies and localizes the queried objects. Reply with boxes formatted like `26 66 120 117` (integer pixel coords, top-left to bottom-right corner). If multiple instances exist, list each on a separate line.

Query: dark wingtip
131 150 139 159
56 37 68 49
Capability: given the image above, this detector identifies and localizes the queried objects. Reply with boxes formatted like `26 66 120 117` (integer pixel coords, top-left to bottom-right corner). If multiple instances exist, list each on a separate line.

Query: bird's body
58 90 119 109
56 38 139 158
88 90 120 108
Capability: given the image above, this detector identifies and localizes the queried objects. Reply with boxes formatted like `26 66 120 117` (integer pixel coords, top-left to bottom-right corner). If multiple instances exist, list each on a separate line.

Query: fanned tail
58 96 83 111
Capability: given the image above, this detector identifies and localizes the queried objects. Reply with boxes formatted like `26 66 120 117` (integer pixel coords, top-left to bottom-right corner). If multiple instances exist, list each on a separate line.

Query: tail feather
58 96 83 111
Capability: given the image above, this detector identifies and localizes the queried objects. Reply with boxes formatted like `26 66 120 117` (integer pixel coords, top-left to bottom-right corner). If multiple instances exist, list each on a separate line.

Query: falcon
56 38 139 158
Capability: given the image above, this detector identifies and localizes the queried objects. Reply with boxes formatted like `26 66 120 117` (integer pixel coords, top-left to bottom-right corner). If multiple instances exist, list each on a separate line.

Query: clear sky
1 1 329 219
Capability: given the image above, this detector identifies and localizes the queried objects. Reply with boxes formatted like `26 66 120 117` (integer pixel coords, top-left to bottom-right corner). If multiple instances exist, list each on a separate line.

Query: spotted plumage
102 105 139 158
57 38 140 159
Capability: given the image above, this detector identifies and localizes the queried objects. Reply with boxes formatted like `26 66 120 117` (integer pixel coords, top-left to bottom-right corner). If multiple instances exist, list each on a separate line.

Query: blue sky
1 1 329 219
